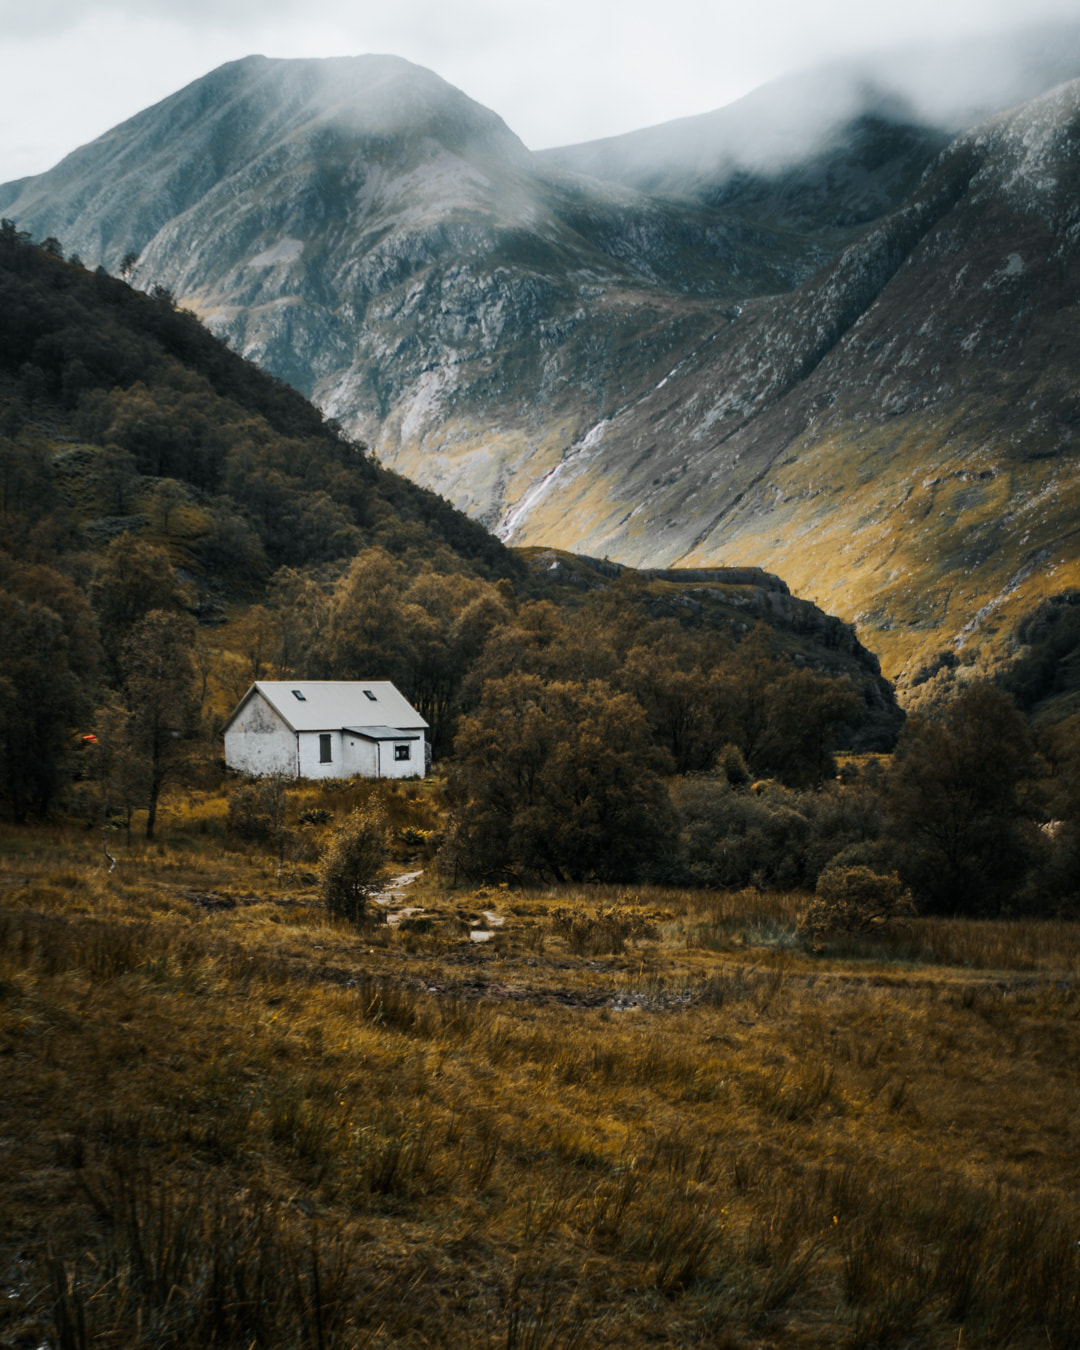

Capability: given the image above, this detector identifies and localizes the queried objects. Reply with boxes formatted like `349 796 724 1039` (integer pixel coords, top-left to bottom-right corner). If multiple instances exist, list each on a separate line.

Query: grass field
2 786 1079 1348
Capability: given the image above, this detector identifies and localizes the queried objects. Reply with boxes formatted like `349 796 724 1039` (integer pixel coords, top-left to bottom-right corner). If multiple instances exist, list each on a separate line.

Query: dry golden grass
2 815 1079 1348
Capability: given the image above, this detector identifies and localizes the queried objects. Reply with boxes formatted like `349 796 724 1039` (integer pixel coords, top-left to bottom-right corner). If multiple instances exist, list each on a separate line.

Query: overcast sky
1 0 1078 184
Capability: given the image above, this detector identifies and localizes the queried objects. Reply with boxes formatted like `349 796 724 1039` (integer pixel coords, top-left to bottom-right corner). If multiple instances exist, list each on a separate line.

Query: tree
0 564 98 822
151 478 188 535
713 629 861 787
91 694 147 846
884 683 1035 912
618 643 719 774
755 668 860 788
320 549 409 686
0 592 88 821
0 433 51 522
120 610 199 838
313 554 512 755
1028 714 1080 908
800 865 915 943
716 626 778 770
94 446 139 516
320 805 387 925
91 535 188 681
443 675 675 884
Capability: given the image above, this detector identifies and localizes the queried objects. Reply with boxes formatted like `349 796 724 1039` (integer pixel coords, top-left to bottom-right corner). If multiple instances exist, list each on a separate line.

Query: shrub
227 777 289 845
550 904 659 956
442 674 675 884
717 743 751 788
800 864 915 943
319 805 388 925
674 777 881 892
676 778 813 891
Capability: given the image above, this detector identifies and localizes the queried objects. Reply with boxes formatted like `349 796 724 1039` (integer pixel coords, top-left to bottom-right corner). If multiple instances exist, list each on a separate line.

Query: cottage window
292 690 306 701
319 734 332 763
363 689 378 702
394 743 411 762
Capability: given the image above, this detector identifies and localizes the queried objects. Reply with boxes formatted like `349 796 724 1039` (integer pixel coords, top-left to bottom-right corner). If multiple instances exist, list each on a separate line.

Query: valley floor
2 817 1079 1348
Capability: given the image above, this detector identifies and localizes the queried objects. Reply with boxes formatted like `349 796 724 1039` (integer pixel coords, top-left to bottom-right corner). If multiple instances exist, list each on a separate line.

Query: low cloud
2 0 1080 184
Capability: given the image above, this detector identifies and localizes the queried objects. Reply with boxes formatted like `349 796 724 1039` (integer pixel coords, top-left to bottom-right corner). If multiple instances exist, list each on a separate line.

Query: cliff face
5 46 1080 680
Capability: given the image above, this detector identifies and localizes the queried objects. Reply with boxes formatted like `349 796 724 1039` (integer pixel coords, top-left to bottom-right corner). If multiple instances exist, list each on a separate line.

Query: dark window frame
319 733 332 764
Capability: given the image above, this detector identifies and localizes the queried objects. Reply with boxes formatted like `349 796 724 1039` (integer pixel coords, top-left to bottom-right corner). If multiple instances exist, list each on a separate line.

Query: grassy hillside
2 798 1079 1348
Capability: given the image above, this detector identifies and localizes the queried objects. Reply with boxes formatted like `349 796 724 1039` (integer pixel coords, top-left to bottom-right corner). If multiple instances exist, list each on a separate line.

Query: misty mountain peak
0 54 530 273
197 53 529 161
541 21 1080 203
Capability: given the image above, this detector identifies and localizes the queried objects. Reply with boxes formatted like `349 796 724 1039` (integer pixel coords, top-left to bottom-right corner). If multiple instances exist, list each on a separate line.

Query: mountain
511 78 1080 684
4 34 1080 686
539 24 1080 230
0 53 827 526
0 219 518 592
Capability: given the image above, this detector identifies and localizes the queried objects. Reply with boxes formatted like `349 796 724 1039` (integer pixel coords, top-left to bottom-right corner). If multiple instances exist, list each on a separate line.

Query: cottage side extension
223 681 429 780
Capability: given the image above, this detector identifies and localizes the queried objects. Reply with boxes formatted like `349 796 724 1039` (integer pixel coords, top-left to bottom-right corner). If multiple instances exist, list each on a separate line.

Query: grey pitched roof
224 681 428 734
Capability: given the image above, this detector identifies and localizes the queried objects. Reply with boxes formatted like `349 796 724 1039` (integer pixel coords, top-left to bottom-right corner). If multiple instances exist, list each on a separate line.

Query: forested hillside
0 225 911 872
11 224 1080 920
0 219 516 586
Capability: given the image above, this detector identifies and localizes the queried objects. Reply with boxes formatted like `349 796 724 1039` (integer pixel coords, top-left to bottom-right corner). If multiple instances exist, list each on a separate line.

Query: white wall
297 730 345 780
343 735 379 778
224 692 296 776
340 734 424 778
385 737 422 778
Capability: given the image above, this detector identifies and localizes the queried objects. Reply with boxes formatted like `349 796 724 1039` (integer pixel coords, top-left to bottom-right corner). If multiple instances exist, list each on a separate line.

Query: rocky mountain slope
0 54 826 518
513 79 1080 681
4 36 1080 683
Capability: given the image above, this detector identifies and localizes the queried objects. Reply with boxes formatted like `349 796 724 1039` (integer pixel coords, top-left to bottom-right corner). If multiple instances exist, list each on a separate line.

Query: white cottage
223 681 429 780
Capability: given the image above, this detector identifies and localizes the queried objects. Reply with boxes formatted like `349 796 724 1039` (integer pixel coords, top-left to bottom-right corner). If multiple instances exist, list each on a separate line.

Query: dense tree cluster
0 221 518 581
442 675 677 883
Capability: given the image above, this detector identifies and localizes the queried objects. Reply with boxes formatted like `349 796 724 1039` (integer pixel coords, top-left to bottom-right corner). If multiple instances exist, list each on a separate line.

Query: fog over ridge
540 20 1080 184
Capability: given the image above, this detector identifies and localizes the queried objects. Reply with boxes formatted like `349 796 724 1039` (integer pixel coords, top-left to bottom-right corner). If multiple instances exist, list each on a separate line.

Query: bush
674 777 881 892
227 777 288 845
800 864 915 943
676 779 813 891
442 675 675 884
319 806 388 925
717 743 751 788
550 904 659 956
